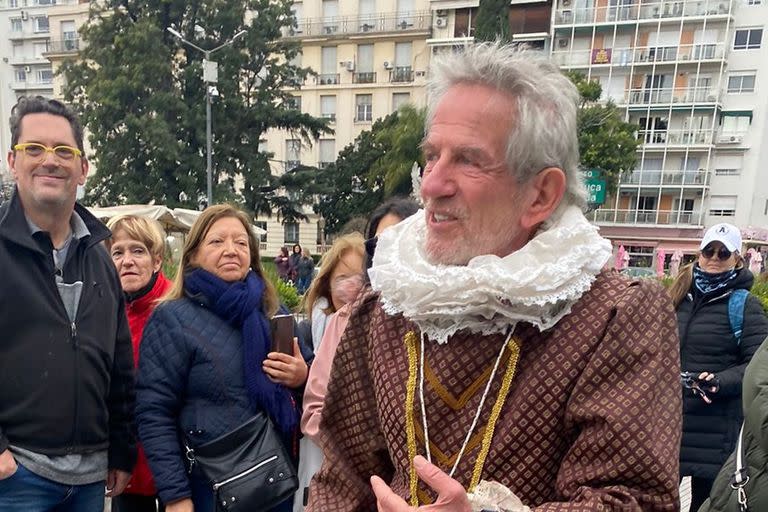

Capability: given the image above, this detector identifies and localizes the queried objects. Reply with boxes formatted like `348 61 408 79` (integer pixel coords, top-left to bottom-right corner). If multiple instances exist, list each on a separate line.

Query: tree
474 0 511 42
314 105 425 235
62 0 330 211
566 71 639 193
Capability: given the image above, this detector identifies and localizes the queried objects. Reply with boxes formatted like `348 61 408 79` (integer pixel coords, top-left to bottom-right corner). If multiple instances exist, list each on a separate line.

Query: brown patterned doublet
307 270 682 512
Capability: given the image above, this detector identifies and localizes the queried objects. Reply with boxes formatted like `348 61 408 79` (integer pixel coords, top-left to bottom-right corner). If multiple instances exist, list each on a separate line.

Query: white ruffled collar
369 205 612 344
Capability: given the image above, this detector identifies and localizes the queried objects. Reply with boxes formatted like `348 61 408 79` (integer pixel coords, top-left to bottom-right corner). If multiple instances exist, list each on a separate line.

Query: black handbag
185 411 298 512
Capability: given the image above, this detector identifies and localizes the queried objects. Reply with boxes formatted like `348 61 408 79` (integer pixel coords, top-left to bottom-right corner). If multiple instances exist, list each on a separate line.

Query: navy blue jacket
678 267 768 478
136 294 310 504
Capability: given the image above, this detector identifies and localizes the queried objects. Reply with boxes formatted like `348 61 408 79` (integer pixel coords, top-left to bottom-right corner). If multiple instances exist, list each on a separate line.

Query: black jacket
0 190 136 472
677 267 768 478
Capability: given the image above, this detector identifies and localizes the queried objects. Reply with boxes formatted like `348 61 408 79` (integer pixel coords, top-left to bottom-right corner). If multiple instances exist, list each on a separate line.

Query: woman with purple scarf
670 223 768 511
136 205 311 512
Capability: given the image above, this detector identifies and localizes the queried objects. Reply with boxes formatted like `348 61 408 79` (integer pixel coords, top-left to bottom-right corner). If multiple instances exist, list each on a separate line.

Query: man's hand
263 339 309 388
697 372 720 393
0 449 17 480
371 455 471 511
166 498 194 512
105 469 131 497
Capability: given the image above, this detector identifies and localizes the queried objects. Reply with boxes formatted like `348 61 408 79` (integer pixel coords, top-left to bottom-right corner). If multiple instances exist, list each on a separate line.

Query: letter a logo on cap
718 225 728 234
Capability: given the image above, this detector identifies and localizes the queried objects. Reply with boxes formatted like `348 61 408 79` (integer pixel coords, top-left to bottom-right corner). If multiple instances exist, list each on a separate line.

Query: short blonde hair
106 215 166 260
302 232 365 319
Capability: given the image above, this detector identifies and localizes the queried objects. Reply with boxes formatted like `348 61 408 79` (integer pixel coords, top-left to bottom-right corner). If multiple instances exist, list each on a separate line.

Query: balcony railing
620 169 710 186
45 38 80 54
390 66 414 83
589 208 702 225
353 71 376 84
554 0 732 25
637 129 714 146
623 87 719 105
316 73 339 85
284 11 432 38
552 43 726 67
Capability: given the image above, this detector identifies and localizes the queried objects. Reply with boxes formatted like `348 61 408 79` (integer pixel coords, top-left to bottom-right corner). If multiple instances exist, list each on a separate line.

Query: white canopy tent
87 204 267 235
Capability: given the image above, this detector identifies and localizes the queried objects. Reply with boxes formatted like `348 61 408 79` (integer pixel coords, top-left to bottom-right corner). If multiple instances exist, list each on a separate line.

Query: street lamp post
167 27 247 207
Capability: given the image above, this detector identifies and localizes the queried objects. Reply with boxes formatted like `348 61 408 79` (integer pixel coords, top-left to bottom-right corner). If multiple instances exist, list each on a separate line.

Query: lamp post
167 27 247 207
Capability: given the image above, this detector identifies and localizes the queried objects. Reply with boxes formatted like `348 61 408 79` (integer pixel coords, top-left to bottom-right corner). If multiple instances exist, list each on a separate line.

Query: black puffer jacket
678 267 768 479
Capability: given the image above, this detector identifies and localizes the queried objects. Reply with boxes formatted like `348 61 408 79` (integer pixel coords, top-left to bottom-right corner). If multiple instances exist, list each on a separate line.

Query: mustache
423 202 468 219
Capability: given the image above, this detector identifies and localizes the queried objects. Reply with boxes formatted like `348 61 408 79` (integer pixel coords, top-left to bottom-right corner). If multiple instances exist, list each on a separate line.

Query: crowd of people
1 42 767 512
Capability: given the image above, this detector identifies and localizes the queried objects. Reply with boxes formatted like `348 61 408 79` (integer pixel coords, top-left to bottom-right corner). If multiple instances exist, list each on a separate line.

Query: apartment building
550 0 768 267
260 0 434 253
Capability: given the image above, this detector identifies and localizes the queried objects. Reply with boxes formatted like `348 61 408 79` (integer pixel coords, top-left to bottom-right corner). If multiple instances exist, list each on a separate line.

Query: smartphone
270 314 294 355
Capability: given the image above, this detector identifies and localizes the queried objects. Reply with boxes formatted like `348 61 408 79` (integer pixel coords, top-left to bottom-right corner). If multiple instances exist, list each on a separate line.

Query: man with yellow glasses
0 96 136 510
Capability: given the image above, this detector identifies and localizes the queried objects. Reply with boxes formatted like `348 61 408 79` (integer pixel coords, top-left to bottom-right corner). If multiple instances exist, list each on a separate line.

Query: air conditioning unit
707 94 717 102
435 17 448 28
435 9 448 16
24 65 31 73
345 60 355 72
21 11 28 21
562 0 572 5
383 60 393 70
718 134 743 143
557 38 569 48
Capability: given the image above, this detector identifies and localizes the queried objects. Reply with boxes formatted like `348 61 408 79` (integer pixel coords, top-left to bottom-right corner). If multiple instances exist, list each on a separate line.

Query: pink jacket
301 304 352 441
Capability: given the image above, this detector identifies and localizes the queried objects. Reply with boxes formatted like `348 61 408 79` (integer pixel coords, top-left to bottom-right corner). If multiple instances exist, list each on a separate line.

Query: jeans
0 462 105 512
296 275 311 295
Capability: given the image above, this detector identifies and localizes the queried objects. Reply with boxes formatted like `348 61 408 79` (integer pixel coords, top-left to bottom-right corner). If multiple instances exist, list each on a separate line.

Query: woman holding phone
136 204 310 512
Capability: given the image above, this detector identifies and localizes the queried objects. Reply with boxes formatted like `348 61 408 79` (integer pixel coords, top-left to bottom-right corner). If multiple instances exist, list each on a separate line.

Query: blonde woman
670 223 768 511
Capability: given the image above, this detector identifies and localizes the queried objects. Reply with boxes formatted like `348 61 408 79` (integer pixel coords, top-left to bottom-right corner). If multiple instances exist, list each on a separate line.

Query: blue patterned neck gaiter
692 264 738 295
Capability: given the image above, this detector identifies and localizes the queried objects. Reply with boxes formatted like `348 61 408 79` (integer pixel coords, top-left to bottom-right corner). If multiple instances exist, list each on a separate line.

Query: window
625 245 654 267
319 46 338 85
284 222 300 244
318 139 335 168
638 116 668 143
15 69 27 82
715 168 741 176
322 0 339 33
285 139 301 171
290 3 303 32
320 95 336 120
708 195 737 217
727 73 756 93
355 94 373 122
34 42 48 58
38 69 53 83
286 95 301 110
355 44 375 82
254 221 267 243
34 16 49 33
35 0 54 4
720 112 752 133
359 0 375 29
637 196 657 210
11 18 22 32
681 199 695 213
9 0 19 7
62 20 77 46
454 8 477 37
392 92 410 112
734 28 762 50
747 0 761 5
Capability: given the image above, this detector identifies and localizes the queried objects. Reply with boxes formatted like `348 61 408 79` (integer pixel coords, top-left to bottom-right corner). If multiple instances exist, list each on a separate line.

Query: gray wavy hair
426 42 587 216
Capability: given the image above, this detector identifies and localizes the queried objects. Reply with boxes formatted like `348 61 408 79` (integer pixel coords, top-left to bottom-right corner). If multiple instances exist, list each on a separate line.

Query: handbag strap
730 423 749 512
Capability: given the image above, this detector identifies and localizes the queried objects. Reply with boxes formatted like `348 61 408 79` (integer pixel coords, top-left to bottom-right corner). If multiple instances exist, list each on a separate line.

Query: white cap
700 223 742 252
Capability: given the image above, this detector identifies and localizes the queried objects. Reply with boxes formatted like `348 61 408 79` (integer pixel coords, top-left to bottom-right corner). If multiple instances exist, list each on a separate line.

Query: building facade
550 0 768 268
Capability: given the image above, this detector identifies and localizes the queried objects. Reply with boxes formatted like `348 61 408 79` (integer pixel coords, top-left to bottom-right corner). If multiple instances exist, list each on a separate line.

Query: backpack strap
728 289 749 345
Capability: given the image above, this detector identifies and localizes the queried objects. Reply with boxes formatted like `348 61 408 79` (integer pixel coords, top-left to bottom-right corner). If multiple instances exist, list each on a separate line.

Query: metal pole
205 57 213 207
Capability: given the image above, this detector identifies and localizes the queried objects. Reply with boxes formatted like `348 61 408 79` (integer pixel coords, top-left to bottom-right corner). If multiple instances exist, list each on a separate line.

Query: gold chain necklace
404 330 521 506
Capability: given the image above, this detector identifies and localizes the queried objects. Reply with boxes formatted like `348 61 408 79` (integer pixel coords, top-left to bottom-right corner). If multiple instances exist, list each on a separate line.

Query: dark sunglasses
701 246 732 261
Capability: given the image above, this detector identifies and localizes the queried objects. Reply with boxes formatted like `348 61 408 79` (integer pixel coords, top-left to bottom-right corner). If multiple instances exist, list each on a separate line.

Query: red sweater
124 272 172 496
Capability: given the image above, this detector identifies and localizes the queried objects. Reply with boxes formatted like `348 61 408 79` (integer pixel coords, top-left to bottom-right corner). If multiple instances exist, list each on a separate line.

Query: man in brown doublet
307 43 681 512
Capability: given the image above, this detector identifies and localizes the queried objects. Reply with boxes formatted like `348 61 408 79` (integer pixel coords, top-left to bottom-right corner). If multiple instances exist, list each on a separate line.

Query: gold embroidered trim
404 330 521 506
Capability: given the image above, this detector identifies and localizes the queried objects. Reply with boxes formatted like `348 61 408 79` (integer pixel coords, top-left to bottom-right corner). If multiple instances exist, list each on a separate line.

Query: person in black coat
669 223 768 511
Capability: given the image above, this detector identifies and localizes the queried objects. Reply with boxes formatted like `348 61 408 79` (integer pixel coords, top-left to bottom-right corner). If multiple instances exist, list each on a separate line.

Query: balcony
552 43 726 68
554 0 732 25
315 73 340 85
390 66 414 83
9 30 50 40
353 71 376 84
8 55 50 66
11 79 54 91
623 86 720 106
637 128 714 147
284 11 432 38
620 169 710 186
44 38 80 56
590 208 702 225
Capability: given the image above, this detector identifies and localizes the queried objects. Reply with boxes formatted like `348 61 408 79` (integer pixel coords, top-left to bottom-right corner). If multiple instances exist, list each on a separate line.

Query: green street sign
586 178 606 205
584 168 602 179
